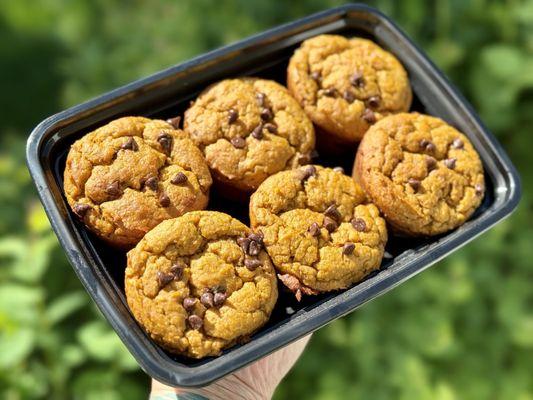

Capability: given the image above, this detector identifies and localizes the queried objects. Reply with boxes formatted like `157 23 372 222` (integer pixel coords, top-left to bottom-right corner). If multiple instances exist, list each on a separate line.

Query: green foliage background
1 0 532 399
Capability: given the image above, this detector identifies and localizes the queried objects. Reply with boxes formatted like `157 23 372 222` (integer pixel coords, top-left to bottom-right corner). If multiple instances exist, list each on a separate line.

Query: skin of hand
150 335 312 400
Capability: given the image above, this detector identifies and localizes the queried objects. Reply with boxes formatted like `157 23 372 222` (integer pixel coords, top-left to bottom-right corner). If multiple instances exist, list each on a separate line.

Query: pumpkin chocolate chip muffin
287 34 412 144
354 113 485 236
125 211 278 359
63 116 212 248
183 78 316 195
250 165 387 300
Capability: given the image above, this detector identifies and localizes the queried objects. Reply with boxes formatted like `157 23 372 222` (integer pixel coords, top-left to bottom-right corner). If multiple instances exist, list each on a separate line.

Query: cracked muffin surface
354 113 485 236
63 116 212 248
183 78 316 194
125 211 278 359
287 34 412 143
249 165 387 297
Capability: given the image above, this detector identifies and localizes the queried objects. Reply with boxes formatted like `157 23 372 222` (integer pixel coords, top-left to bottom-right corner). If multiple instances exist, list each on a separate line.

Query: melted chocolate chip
343 90 355 103
231 136 246 149
157 133 173 155
187 314 203 330
73 203 91 218
264 122 277 133
444 158 457 169
144 176 158 191
475 183 484 196
425 156 437 171
298 165 316 181
323 216 338 233
169 263 184 280
244 257 262 271
252 124 263 139
228 108 239 124
166 116 181 129
105 181 121 198
350 72 364 87
183 297 197 312
366 96 380 109
256 92 266 107
200 291 214 308
408 178 421 191
157 271 175 288
248 240 261 256
308 222 320 237
248 231 264 244
351 217 367 232
260 107 273 121
171 172 188 185
121 137 139 151
324 204 341 221
452 138 464 149
362 108 376 123
159 192 171 207
213 291 227 307
342 242 355 255
237 237 251 254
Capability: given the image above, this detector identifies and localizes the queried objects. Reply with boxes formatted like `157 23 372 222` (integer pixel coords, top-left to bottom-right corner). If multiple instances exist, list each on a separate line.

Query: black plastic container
26 4 521 387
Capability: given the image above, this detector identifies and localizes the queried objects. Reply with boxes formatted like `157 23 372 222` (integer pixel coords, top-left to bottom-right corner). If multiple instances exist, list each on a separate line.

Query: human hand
150 335 311 400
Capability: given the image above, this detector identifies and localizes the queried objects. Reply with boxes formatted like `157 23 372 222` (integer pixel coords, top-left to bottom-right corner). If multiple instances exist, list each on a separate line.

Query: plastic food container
26 4 521 387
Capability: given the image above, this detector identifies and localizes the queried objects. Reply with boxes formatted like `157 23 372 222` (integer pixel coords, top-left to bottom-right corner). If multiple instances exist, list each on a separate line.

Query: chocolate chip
351 217 367 232
157 133 172 155
343 90 355 103
256 92 266 107
187 314 203 330
171 172 188 185
475 183 484 196
237 237 251 254
159 192 171 207
297 165 316 181
425 156 437 171
166 116 181 129
444 158 457 169
324 204 341 221
105 181 121 198
333 166 345 174
420 139 436 153
157 271 175 288
452 138 464 149
308 222 320 237
366 96 380 109
228 108 239 124
248 231 264 244
121 137 139 151
362 108 376 123
244 257 262 271
342 242 355 255
213 291 227 307
260 107 273 121
183 297 197 312
144 176 158 191
310 71 321 82
73 203 91 218
263 122 277 133
323 216 338 232
252 124 263 139
420 139 430 148
408 178 421 191
248 240 261 256
200 291 214 308
169 263 184 280
231 136 246 149
350 72 364 87
322 87 337 97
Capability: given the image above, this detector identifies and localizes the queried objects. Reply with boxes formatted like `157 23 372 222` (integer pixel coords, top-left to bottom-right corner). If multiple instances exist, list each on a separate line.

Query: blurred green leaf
45 291 87 325
0 329 35 369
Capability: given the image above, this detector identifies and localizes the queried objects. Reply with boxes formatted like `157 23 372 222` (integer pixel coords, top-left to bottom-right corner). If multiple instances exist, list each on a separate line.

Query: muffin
125 211 278 359
354 112 485 236
287 34 412 146
64 116 212 248
250 165 387 300
183 78 316 196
